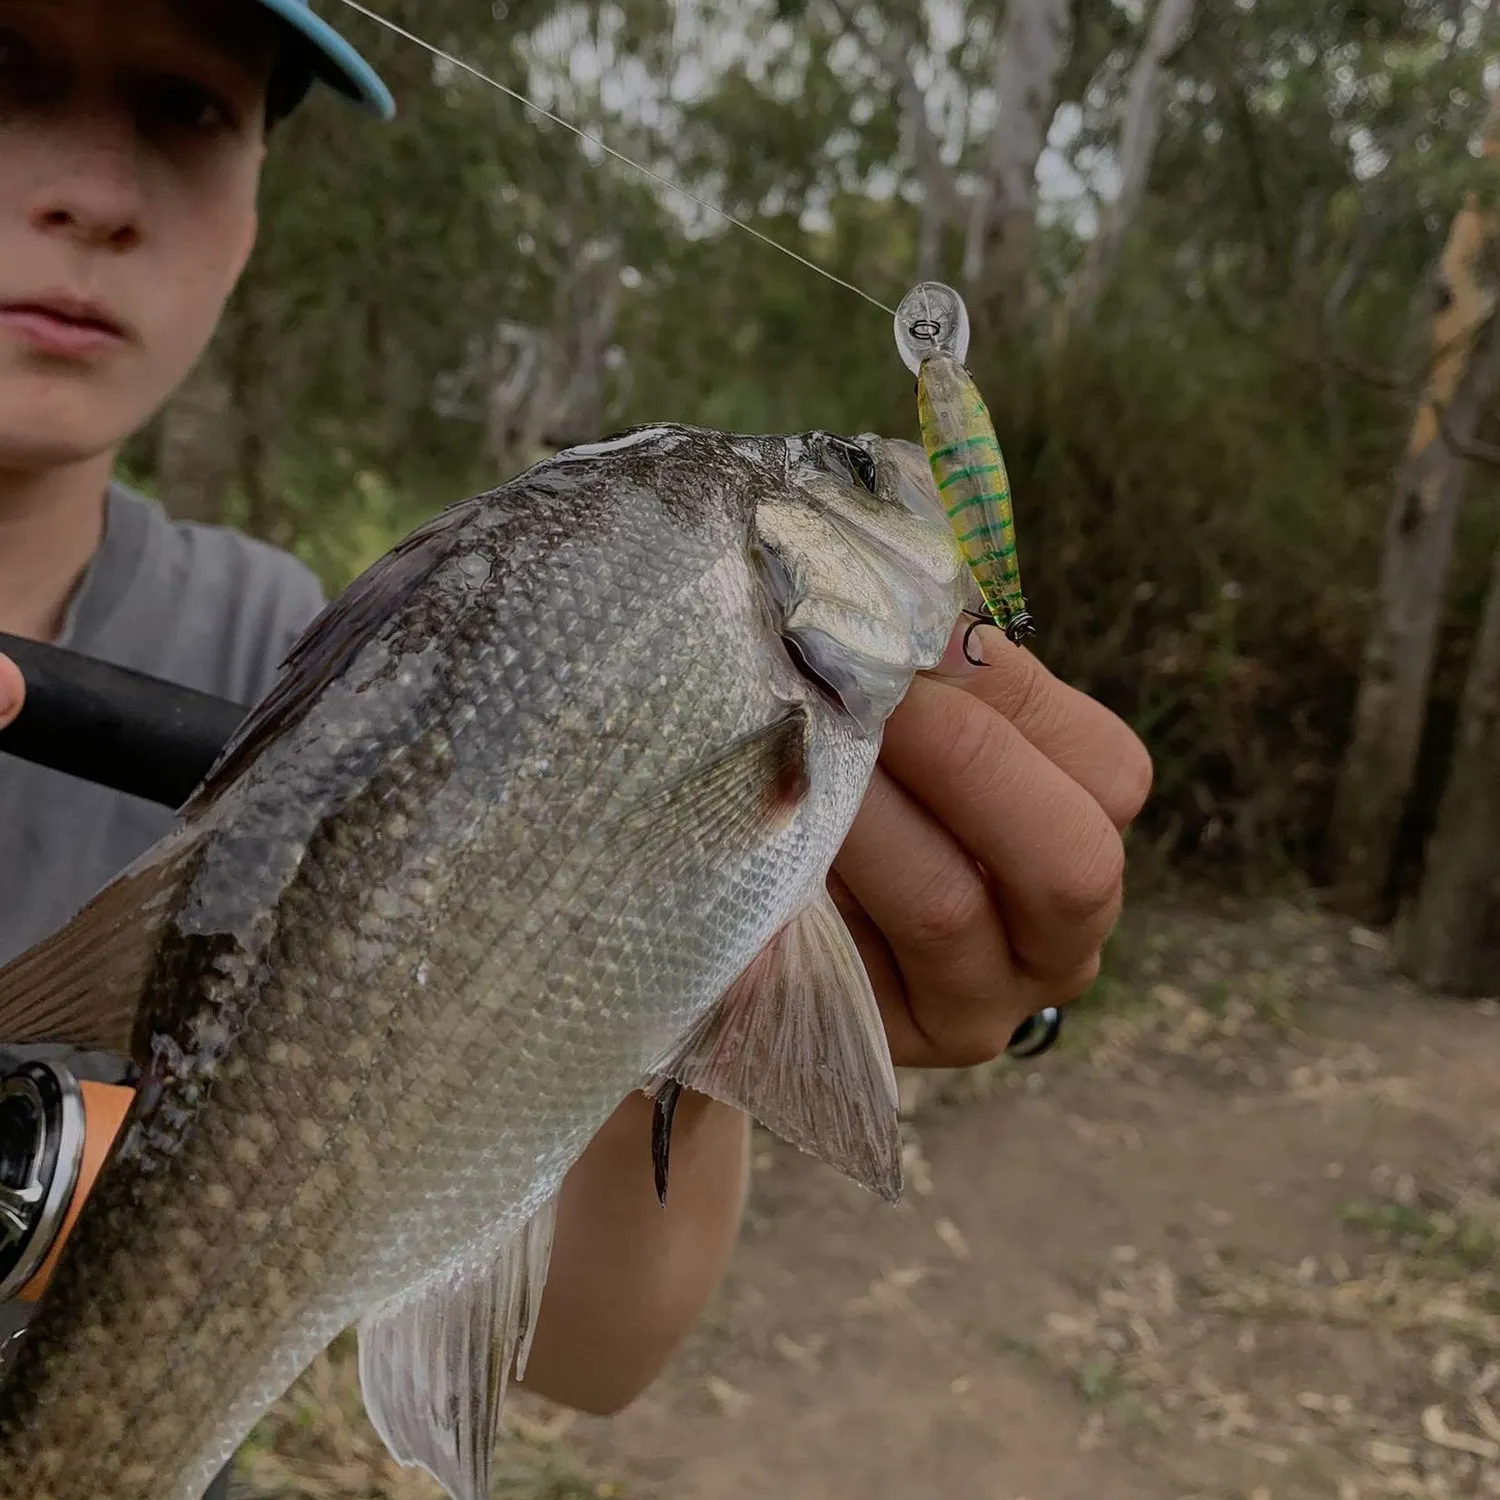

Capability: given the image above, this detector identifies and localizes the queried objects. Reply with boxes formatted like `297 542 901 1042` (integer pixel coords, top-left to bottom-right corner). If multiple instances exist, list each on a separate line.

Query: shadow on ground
239 895 1500 1500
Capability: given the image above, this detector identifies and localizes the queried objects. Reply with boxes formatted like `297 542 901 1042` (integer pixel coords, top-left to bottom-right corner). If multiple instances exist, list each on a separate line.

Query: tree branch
1199 271 1405 392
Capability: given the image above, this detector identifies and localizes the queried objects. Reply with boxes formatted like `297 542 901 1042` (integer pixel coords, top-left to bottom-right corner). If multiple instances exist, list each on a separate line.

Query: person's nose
27 112 145 253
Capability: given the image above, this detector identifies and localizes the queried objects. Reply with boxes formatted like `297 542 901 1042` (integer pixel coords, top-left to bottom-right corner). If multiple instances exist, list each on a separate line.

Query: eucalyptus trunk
1068 0 1197 320
1395 533 1500 995
1326 177 1500 919
961 0 1074 314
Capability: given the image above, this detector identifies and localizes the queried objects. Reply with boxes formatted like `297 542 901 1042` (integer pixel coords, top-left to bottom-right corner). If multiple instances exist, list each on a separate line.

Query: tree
961 0 1075 313
1067 0 1197 321
817 0 959 281
1326 98 1500 921
1395 483 1500 995
109 0 1500 905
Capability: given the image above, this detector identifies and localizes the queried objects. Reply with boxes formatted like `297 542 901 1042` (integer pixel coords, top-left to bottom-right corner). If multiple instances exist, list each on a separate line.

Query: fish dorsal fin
358 1197 559 1500
650 889 902 1203
0 826 202 1058
183 497 483 816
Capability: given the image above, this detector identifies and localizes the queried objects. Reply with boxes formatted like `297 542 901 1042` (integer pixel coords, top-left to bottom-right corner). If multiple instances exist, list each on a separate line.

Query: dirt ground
240 894 1500 1500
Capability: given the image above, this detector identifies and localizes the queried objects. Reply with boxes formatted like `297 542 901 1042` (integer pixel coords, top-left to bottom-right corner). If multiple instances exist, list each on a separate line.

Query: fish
0 424 968 1500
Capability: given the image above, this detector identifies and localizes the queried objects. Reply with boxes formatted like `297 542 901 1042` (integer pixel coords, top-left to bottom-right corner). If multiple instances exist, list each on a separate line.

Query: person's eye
0 26 46 101
138 75 238 136
0 24 32 68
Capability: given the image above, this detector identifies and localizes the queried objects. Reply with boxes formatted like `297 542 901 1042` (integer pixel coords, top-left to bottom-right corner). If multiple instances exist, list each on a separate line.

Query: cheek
147 157 260 369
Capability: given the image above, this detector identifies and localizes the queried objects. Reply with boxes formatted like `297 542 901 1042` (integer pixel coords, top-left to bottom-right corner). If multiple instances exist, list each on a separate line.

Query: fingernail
0 659 19 725
932 621 989 677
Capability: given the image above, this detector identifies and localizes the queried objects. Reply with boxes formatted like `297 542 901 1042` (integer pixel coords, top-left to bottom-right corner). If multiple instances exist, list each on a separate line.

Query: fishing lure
894 282 1035 665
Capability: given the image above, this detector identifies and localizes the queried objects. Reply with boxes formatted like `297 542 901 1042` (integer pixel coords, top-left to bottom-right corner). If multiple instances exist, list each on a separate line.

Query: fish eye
824 436 878 493
847 447 878 493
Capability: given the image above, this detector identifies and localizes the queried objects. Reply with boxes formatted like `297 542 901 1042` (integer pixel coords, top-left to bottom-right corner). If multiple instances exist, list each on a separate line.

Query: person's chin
0 368 155 474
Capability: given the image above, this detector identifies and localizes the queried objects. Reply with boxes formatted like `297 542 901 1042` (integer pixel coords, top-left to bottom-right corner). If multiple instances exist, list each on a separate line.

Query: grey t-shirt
0 482 327 1051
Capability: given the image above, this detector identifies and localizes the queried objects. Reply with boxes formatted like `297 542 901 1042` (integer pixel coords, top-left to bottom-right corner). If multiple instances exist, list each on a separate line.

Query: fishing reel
0 1060 132 1304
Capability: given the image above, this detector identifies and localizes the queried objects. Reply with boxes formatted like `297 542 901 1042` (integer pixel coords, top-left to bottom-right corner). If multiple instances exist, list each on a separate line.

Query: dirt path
243 898 1500 1500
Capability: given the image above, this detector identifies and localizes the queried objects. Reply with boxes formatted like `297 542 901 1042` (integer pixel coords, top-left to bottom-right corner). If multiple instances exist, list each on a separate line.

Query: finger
930 624 1152 832
878 674 1125 982
0 655 22 732
831 856 1100 1071
831 769 1061 1069
824 870 923 1062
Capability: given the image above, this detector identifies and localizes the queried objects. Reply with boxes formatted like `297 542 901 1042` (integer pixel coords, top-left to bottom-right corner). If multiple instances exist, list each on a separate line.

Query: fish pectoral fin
357 1196 559 1500
0 827 201 1057
648 889 902 1204
609 705 811 859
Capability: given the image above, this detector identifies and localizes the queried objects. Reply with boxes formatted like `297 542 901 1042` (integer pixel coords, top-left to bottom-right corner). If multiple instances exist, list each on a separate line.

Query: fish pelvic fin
0 825 202 1058
357 1196 559 1500
648 889 902 1204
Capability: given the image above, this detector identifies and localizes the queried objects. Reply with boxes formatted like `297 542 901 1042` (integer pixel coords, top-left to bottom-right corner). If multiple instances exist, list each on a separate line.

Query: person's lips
0 291 132 358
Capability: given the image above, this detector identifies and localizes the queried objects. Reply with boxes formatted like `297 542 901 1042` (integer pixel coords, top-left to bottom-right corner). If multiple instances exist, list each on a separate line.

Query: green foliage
127 0 1500 885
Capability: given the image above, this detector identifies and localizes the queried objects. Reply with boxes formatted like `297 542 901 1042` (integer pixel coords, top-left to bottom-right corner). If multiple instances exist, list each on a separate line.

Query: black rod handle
0 633 249 810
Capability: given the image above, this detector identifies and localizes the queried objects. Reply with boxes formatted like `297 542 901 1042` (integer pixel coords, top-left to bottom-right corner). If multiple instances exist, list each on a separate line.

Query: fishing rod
0 633 244 809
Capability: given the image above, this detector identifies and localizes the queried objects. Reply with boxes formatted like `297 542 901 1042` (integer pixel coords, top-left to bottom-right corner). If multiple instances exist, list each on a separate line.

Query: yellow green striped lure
894 282 1035 663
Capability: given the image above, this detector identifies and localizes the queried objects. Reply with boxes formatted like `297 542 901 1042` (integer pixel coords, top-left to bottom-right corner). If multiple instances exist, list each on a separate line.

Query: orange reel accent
15 1080 133 1303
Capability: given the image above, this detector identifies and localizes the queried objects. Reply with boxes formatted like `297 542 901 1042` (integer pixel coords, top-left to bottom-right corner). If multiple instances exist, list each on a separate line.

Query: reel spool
0 1061 87 1302
0 1061 132 1305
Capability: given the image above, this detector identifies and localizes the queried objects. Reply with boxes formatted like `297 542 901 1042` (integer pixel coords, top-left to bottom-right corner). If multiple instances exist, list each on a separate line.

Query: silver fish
0 425 966 1500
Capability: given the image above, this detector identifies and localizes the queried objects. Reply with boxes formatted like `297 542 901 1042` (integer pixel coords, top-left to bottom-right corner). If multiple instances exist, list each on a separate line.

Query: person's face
0 0 279 474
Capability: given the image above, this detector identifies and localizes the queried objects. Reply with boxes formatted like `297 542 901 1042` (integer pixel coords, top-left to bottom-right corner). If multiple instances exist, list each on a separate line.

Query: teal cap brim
256 0 396 120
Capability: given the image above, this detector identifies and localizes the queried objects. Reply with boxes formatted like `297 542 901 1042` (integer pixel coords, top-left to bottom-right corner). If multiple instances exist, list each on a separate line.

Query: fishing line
332 0 898 317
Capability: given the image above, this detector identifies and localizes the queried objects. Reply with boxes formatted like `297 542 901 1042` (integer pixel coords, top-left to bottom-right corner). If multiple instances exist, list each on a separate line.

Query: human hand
0 654 22 732
829 623 1152 1069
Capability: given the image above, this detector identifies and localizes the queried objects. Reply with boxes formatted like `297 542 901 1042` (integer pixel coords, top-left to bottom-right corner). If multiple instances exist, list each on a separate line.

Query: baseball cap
255 0 396 120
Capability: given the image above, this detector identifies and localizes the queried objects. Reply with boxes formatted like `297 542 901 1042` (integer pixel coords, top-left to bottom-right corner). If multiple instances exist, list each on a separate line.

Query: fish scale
0 426 967 1500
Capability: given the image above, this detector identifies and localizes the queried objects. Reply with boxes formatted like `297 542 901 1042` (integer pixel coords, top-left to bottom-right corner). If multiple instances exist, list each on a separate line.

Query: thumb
0 654 25 731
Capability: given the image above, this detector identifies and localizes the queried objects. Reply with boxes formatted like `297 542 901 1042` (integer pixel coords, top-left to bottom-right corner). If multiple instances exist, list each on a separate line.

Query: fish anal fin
0 828 201 1058
358 1197 559 1500
650 890 901 1204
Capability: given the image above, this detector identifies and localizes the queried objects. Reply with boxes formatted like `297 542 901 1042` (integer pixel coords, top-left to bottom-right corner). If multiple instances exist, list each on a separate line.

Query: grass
1339 1200 1500 1277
